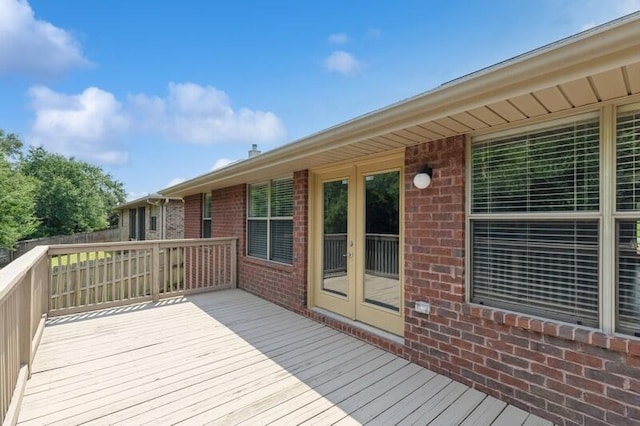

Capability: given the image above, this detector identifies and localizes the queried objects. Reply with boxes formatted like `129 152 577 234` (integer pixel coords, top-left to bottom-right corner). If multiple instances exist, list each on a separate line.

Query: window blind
471 220 599 326
249 183 268 217
617 110 640 211
271 178 293 217
270 220 293 264
616 220 640 335
472 119 600 213
247 220 267 259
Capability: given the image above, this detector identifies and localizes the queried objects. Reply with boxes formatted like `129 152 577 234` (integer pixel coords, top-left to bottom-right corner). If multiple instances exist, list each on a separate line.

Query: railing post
44 251 50 316
74 260 81 307
152 243 160 302
231 239 237 288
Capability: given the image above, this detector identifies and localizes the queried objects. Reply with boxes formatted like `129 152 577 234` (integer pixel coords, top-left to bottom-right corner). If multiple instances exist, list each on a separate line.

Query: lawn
51 251 111 267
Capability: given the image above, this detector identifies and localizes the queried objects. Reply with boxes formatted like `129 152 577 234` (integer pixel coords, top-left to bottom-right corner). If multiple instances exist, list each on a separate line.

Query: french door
312 157 403 335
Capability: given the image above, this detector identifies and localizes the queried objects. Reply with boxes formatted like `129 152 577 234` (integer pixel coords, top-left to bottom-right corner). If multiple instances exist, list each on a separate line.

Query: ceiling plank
468 106 508 126
625 62 640 94
390 130 425 144
420 121 457 137
561 78 598 106
533 86 572 112
450 111 489 129
509 93 548 117
591 68 628 100
487 100 527 122
404 125 440 140
434 117 472 133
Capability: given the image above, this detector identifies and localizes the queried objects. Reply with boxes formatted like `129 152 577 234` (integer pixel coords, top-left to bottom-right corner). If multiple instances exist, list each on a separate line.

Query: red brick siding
184 194 203 239
403 136 640 426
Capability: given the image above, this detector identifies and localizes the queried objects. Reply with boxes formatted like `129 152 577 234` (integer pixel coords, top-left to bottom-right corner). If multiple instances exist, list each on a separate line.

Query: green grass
51 251 111 267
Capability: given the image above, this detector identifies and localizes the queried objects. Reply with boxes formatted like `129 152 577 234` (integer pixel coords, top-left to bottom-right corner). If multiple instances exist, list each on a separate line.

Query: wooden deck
17 290 551 425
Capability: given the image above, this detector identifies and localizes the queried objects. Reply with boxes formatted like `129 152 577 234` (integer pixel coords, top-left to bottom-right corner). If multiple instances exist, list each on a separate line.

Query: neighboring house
159 15 640 425
115 194 184 241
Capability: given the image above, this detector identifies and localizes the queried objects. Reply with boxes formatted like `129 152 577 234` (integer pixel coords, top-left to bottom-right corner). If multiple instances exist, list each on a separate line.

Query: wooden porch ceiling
17 290 552 425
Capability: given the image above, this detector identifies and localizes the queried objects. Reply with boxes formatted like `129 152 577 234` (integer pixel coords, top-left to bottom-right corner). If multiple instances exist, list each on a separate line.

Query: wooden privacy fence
0 238 237 424
0 228 121 268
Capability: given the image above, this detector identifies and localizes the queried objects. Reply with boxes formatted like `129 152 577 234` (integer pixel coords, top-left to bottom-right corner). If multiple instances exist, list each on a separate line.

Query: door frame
308 150 405 336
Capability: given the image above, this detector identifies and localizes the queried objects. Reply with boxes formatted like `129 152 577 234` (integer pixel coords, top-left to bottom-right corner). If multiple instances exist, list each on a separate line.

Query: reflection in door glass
364 171 400 311
322 180 349 296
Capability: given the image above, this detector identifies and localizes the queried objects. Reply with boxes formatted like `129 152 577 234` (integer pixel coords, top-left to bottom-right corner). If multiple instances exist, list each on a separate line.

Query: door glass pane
322 179 349 296
364 171 400 311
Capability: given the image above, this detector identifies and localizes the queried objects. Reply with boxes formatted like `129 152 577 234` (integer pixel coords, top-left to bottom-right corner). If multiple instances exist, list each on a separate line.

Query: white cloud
130 82 287 145
27 86 130 164
126 191 147 202
0 0 89 77
211 158 234 170
328 33 349 44
324 51 361 76
26 82 286 166
571 0 639 32
167 177 186 187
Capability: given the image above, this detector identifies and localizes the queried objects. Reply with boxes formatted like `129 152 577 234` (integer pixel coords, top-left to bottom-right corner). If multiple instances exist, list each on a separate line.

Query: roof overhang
115 195 183 210
161 12 640 198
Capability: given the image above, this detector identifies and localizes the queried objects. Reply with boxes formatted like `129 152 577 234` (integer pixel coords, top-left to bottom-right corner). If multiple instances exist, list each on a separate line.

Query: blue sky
1 0 639 200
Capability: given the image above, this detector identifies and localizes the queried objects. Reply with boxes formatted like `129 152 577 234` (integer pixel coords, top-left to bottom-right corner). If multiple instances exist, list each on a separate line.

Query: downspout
162 201 167 240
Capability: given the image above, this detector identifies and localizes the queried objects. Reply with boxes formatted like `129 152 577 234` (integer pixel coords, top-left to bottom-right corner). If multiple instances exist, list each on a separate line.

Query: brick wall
184 194 203 239
403 136 640 426
182 137 640 425
166 200 184 239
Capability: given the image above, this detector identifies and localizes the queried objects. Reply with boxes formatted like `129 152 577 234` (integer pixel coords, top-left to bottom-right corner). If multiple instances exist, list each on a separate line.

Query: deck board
18 289 552 425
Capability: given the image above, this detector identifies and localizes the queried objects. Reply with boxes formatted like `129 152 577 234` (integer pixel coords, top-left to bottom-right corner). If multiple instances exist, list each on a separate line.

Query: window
202 193 212 238
129 209 137 240
616 107 640 336
247 178 293 264
469 105 640 336
150 206 158 231
470 115 601 326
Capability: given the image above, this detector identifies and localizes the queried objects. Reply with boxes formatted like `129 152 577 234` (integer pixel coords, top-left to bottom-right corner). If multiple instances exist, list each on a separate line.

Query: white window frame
246 177 294 264
464 103 640 336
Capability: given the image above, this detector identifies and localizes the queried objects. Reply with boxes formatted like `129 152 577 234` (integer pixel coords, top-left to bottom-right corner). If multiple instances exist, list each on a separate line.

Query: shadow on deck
17 289 552 425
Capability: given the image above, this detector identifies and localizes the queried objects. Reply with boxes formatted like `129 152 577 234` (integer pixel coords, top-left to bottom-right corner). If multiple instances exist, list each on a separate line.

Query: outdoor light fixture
413 167 433 189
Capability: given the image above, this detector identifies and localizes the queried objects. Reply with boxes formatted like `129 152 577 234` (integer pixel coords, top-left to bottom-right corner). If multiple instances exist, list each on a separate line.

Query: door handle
342 252 353 258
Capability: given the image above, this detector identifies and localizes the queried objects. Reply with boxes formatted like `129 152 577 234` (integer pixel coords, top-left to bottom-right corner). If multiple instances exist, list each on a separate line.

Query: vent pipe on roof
248 144 261 158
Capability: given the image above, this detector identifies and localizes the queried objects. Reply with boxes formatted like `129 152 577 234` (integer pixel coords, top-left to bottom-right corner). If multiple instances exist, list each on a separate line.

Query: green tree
21 147 126 237
0 132 38 249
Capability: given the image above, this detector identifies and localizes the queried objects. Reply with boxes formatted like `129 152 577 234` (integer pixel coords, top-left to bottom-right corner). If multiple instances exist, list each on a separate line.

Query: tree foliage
21 147 126 237
0 132 38 249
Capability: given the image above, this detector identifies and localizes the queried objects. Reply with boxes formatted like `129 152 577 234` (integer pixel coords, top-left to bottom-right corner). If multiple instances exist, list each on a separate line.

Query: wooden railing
364 233 400 278
0 238 237 425
323 233 399 278
0 246 49 426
